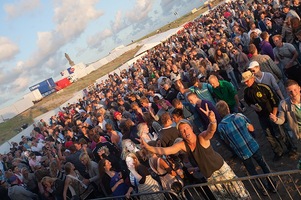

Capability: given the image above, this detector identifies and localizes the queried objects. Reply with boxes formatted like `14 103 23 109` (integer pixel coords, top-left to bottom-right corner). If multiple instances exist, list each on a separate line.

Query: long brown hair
98 158 108 179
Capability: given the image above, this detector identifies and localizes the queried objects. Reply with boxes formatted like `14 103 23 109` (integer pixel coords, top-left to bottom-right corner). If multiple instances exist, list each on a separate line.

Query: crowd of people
1 0 301 199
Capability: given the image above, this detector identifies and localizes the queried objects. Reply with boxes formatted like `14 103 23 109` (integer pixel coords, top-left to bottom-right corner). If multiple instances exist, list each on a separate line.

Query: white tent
134 27 183 57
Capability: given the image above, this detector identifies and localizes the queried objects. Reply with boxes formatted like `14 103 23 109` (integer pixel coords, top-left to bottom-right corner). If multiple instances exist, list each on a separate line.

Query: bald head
208 75 220 88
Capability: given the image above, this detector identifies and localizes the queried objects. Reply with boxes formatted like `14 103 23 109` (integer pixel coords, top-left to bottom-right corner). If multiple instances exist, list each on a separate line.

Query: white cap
248 61 260 69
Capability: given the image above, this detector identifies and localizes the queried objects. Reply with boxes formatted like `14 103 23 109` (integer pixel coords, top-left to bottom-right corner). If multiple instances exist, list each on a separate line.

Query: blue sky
0 0 204 109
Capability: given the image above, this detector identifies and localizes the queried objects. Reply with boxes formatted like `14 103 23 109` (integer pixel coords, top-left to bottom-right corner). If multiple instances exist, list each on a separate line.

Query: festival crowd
1 0 301 199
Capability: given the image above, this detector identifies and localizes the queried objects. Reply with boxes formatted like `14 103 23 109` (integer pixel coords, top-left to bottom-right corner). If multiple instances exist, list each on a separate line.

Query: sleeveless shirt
184 137 224 178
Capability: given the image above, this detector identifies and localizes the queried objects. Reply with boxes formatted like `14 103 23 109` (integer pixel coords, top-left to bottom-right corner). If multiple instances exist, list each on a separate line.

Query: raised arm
199 103 217 140
139 138 185 155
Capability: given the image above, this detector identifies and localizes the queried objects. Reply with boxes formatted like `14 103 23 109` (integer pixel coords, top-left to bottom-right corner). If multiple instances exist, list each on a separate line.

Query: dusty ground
216 84 301 174
209 83 301 199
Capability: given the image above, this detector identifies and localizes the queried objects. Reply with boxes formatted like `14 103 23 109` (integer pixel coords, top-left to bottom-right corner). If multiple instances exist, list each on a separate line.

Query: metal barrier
89 170 301 200
90 190 181 200
182 170 301 200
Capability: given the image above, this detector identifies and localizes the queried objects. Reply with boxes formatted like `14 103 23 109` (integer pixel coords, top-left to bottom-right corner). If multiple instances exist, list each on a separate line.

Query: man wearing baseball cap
8 175 38 200
242 69 285 161
248 61 285 100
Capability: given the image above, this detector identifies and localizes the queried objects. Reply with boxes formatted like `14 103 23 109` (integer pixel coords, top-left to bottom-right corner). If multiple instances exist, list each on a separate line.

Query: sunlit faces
174 80 184 90
115 113 122 121
43 181 51 188
125 141 135 152
104 160 112 171
208 76 220 88
216 49 222 56
162 83 170 91
286 84 301 100
178 123 193 140
187 95 198 105
140 101 148 108
293 0 300 5
249 66 259 74
172 114 182 124
142 124 149 133
171 64 178 72
13 166 20 173
173 101 183 109
159 100 168 109
65 129 74 138
265 19 272 28
125 156 135 168
272 36 282 48
243 76 255 87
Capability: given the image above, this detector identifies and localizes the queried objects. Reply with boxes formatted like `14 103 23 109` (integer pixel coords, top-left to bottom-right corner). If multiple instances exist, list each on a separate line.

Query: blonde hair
79 152 91 163
125 152 140 168
137 123 148 137
79 152 91 168
41 176 56 186
49 161 59 178
121 139 136 160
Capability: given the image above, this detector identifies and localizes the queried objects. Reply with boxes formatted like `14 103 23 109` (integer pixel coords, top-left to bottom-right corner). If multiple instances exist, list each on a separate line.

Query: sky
0 0 204 109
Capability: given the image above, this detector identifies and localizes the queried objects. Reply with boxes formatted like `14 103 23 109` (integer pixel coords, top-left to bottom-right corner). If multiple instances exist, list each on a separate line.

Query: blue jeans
258 116 284 156
243 149 276 190
242 149 271 175
227 70 239 89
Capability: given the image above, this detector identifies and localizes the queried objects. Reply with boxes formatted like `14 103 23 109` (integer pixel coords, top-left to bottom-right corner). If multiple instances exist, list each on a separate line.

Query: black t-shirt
158 127 180 148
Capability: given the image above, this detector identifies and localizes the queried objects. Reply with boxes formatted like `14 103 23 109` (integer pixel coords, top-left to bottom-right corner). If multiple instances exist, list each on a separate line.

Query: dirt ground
209 83 301 196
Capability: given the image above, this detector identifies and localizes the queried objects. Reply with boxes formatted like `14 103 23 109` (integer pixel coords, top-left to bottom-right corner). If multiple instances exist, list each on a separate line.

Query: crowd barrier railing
90 190 181 200
182 170 301 200
87 170 301 200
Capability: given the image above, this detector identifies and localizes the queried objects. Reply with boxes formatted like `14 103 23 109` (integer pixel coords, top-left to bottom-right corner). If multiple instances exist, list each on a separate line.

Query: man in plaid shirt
216 100 277 195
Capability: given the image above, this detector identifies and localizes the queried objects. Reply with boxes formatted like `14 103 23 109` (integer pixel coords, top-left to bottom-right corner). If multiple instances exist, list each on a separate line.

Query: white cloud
0 0 104 106
111 10 125 32
0 69 5 84
87 28 113 49
126 0 155 23
54 0 103 39
87 0 156 51
12 61 25 74
0 37 19 62
0 68 16 86
0 68 30 95
10 76 31 94
75 47 87 58
4 0 41 19
23 0 103 70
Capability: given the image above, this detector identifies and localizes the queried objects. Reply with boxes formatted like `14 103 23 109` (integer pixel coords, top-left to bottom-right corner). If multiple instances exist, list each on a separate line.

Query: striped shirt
218 113 259 160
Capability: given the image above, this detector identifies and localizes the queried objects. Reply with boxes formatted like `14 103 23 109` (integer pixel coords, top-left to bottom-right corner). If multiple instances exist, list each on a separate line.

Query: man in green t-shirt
208 75 242 113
